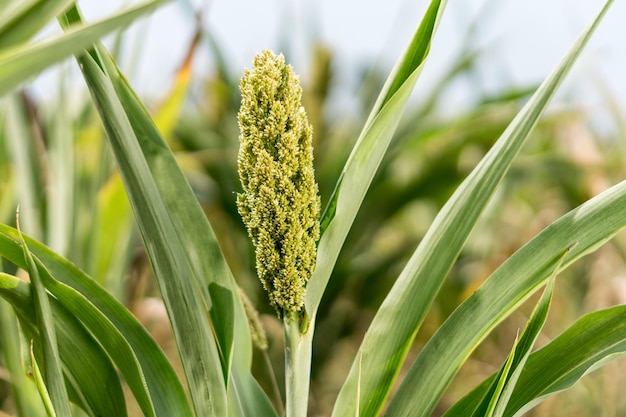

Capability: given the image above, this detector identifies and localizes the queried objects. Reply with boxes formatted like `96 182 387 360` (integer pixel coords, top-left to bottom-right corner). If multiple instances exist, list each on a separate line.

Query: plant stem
284 311 313 417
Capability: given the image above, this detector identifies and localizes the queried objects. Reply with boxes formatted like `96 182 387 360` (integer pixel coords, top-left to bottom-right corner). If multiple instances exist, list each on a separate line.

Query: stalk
284 313 313 417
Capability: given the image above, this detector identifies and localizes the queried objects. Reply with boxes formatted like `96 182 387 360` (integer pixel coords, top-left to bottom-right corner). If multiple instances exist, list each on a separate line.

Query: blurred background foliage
1 4 626 417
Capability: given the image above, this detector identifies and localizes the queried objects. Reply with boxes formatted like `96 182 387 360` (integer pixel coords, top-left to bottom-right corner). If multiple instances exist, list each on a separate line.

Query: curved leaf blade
0 225 194 417
0 0 171 96
74 48 228 416
17 219 71 416
307 0 447 318
324 3 450 415
472 260 560 417
59 5 262 415
387 179 626 416
61 21 260 417
331 2 614 416
506 304 626 417
0 0 74 49
444 304 626 417
0 272 128 417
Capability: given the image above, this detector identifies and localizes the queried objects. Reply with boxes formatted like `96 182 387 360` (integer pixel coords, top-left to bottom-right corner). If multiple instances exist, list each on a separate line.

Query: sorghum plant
1 0 626 417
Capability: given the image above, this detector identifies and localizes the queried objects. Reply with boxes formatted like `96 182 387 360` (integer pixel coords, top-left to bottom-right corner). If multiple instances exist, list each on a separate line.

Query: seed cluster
237 50 320 314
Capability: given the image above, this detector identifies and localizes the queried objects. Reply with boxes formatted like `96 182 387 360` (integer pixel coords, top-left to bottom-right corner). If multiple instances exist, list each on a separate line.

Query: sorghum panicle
237 50 321 315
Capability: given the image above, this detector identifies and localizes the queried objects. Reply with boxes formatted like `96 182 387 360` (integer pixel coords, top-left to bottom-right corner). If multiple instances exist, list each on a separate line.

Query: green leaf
230 368 279 417
467 248 565 417
17 217 71 416
481 335 518 417
505 304 626 417
0 0 171 96
445 304 626 417
59 5 264 414
386 151 625 414
75 47 228 415
306 0 447 317
0 0 74 49
0 299 46 416
104 56 253 380
208 282 235 382
0 272 128 417
0 225 193 417
333 2 613 417
490 263 559 416
322 4 448 416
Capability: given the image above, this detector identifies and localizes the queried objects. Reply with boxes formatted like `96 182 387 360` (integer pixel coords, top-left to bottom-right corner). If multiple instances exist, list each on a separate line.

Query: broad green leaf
293 0 447 414
0 299 46 416
0 0 171 96
470 258 560 417
336 2 613 417
0 272 128 417
0 0 74 49
61 5 266 415
0 225 193 417
445 304 626 417
76 48 228 416
306 0 447 316
99 52 251 374
386 173 626 414
322 3 448 415
18 219 71 416
60 3 276 415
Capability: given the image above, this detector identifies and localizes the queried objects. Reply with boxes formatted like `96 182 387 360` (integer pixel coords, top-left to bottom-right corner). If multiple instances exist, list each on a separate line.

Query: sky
37 0 626 133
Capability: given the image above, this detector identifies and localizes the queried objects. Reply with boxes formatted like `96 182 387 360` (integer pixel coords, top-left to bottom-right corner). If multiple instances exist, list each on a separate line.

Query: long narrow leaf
444 304 626 417
386 176 626 414
482 336 517 417
61 4 265 415
0 272 128 417
0 299 46 416
0 0 74 49
471 260 560 417
291 2 449 415
489 281 554 417
99 54 254 389
29 345 57 417
0 0 171 96
306 0 447 317
105 56 248 375
17 218 71 416
78 48 227 416
336 2 613 417
0 225 194 417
